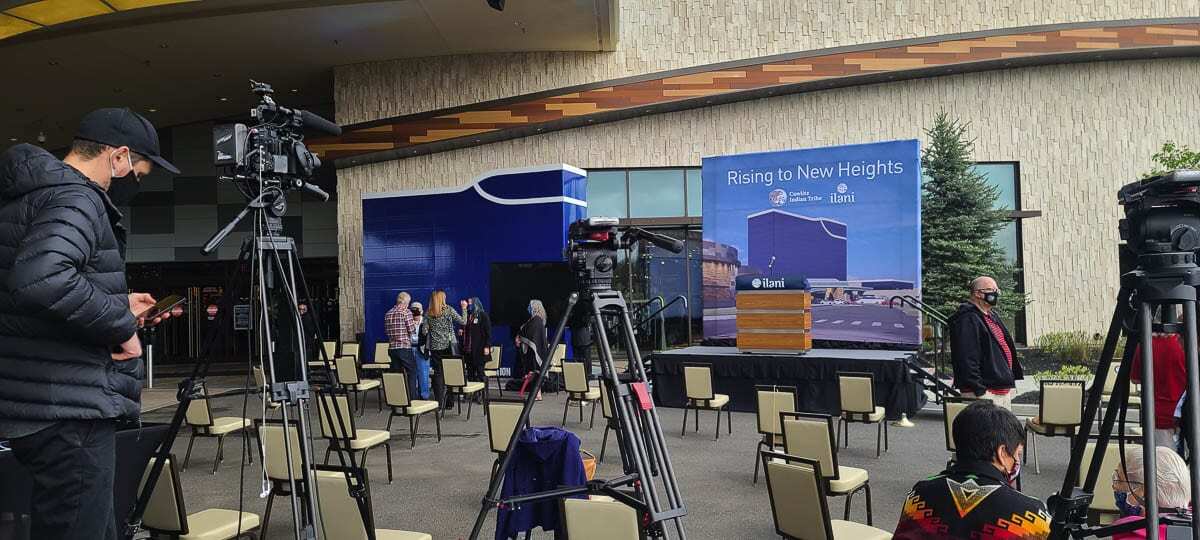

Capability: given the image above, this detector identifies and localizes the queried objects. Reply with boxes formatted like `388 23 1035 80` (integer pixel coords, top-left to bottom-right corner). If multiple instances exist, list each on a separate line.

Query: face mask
1006 457 1021 486
107 176 141 206
1114 491 1143 517
983 291 1000 306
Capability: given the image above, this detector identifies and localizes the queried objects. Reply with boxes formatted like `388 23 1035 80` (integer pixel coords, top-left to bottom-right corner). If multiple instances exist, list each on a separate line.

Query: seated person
1111 446 1192 539
894 401 1050 540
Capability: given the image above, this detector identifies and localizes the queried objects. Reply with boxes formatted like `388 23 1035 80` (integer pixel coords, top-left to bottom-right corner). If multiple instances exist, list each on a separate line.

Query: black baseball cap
75 107 180 174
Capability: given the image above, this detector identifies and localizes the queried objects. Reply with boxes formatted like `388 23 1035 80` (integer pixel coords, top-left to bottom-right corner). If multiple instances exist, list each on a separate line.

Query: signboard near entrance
233 304 252 330
701 139 922 345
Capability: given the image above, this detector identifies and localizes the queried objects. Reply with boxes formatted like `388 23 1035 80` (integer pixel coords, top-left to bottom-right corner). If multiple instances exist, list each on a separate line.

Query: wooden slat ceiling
310 19 1200 167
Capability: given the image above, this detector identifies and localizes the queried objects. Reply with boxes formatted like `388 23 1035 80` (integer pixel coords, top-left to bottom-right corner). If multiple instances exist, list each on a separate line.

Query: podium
735 275 812 353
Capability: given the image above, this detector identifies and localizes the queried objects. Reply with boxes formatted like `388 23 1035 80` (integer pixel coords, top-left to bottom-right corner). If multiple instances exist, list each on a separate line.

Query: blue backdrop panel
701 140 922 345
361 165 587 365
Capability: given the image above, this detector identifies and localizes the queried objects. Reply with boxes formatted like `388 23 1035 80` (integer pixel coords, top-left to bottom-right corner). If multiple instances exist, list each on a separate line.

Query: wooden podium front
735 275 812 353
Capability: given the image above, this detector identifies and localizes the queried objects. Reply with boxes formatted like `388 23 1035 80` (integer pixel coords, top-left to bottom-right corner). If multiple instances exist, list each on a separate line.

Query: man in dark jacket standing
948 276 1022 409
0 108 178 540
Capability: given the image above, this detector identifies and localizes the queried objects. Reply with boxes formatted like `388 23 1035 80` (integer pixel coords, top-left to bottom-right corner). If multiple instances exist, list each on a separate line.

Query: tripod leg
1183 300 1200 534
600 426 610 462
589 400 597 430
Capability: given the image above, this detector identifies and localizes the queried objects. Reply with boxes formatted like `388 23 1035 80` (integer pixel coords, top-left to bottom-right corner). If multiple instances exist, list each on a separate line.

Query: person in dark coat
463 296 493 384
516 299 549 381
948 276 1023 409
0 108 178 540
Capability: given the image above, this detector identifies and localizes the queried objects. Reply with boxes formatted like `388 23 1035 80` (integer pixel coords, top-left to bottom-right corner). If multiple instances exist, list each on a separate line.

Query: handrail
674 294 692 345
630 296 666 351
888 295 950 327
889 294 955 404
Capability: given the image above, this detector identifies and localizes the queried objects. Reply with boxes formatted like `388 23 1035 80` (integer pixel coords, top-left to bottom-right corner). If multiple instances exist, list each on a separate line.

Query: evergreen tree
921 112 1018 318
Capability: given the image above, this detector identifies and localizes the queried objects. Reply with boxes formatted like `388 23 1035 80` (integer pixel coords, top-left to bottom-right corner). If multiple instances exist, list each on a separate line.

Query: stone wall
335 0 1200 124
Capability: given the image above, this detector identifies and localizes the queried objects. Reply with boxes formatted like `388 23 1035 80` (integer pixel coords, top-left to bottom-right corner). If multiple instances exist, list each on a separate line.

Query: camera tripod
1048 257 1200 539
124 181 371 540
468 289 688 540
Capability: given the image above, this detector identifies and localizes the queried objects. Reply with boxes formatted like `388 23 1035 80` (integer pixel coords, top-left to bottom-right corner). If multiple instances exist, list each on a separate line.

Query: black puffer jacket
0 144 140 422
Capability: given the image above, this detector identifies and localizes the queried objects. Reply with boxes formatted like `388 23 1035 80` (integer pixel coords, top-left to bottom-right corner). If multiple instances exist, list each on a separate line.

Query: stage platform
649 346 926 418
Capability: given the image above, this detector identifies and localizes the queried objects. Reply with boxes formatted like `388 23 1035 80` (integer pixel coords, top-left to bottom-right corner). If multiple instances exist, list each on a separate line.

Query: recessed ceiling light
48 59 59 66
159 43 169 49
148 108 157 112
290 89 299 93
219 97 228 102
8 138 16 142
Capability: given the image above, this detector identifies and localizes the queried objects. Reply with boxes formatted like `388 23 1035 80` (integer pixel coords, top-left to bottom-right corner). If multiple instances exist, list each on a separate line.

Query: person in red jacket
1131 328 1187 449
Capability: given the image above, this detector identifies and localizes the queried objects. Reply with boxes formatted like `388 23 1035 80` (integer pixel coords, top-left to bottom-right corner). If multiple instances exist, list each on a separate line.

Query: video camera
1118 170 1200 265
567 217 684 291
211 81 338 201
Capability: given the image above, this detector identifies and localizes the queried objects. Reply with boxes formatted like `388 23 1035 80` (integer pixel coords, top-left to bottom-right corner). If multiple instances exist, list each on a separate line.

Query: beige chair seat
461 381 485 393
577 388 601 401
206 417 251 436
375 531 433 540
179 508 261 540
829 465 869 493
831 519 891 540
845 406 885 422
1027 418 1075 436
308 361 336 369
692 394 729 409
351 379 382 391
484 369 499 377
361 363 390 371
406 401 439 415
347 429 390 450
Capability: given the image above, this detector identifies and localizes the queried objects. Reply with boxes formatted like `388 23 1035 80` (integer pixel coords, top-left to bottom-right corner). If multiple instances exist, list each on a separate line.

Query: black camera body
1119 170 1200 262
567 217 684 292
212 81 337 186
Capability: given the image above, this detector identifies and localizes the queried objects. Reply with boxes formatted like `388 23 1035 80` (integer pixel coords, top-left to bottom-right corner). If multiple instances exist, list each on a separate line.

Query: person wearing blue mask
1111 446 1192 539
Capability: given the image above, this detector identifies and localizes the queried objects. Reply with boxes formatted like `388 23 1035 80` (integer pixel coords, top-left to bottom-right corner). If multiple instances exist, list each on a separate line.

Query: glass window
973 163 1019 265
586 170 627 218
628 169 685 218
686 169 702 216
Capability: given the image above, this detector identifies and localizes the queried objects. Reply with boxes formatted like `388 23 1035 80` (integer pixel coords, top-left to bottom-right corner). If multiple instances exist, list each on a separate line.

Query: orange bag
581 450 597 481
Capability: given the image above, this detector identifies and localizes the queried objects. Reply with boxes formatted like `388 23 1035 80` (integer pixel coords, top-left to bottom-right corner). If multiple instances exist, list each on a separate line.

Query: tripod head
567 217 683 292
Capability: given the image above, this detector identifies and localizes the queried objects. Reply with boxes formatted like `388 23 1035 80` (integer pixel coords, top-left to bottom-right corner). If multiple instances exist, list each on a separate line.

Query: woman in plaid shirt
426 290 466 409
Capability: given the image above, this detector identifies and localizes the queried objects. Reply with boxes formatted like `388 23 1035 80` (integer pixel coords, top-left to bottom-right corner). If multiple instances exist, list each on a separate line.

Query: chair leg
753 439 767 484
377 386 384 413
876 422 882 458
434 412 442 442
589 401 597 430
386 411 395 432
324 445 332 464
694 404 700 432
213 436 224 475
843 491 854 521
385 443 393 484
579 399 585 424
714 408 721 441
409 416 418 450
563 398 571 426
466 397 474 421
727 406 732 435
1033 433 1041 474
885 420 890 451
680 405 688 437
183 430 197 471
865 483 874 526
600 426 610 463
835 418 842 448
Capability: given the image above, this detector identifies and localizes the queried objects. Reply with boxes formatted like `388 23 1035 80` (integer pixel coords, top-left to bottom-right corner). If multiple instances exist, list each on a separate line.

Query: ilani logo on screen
751 277 786 289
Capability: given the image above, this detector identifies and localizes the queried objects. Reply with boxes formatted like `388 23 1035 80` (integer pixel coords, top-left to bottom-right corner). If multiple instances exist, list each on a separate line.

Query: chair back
564 361 589 393
322 341 338 361
184 385 213 427
444 357 467 387
140 455 188 534
488 401 524 454
779 412 839 481
317 394 357 440
341 342 360 360
383 372 412 407
253 366 280 407
373 342 391 365
562 498 640 540
600 382 615 420
1102 362 1120 395
943 396 982 452
761 451 834 540
315 467 373 540
551 344 566 367
682 363 714 401
1040 380 1085 427
837 372 875 414
1078 441 1142 512
755 385 797 437
256 420 305 481
485 347 502 370
335 355 361 385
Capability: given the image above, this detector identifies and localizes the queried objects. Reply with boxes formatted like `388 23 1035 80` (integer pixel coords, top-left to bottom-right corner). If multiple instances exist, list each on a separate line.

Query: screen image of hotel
747 209 846 280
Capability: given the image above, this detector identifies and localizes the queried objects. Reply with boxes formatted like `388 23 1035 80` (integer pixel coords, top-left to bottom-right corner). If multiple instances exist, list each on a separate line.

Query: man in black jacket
948 276 1023 409
0 108 178 540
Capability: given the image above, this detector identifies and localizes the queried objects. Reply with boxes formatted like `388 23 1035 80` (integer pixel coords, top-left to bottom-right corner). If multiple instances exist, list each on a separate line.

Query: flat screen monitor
489 262 575 328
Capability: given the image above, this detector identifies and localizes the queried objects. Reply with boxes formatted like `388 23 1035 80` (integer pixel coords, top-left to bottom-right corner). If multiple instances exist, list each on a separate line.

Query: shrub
1034 331 1103 365
1031 364 1093 382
